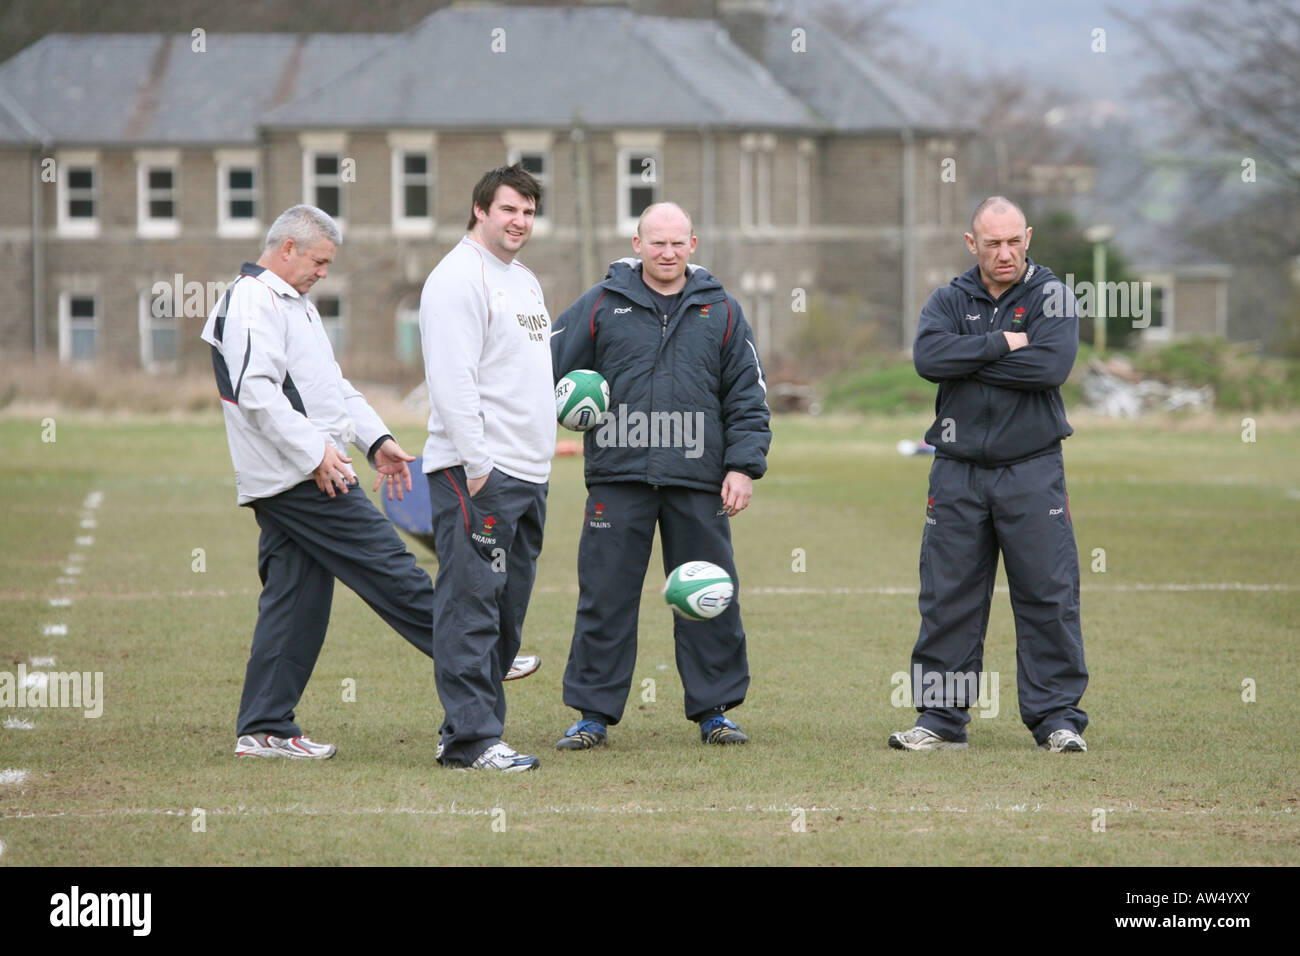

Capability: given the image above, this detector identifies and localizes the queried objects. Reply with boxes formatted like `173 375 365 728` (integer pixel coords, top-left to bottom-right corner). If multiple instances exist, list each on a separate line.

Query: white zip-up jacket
201 262 391 505
419 237 555 483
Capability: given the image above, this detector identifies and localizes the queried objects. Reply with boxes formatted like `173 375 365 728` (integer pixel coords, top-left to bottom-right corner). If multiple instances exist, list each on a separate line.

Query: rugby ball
663 561 734 621
555 369 609 431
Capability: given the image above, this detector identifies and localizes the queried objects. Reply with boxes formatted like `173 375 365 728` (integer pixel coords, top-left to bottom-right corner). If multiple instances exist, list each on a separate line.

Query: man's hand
313 444 354 498
371 438 416 501
1003 331 1029 351
720 471 753 517
468 472 490 497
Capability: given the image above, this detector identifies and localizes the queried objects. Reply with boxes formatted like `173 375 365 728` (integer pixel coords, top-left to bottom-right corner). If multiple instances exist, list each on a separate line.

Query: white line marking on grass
83 491 103 509
48 598 71 607
28 656 55 667
0 770 29 785
75 536 94 547
55 578 76 587
745 582 1300 596
1 803 1294 821
67 553 84 564
42 624 66 636
79 518 96 529
3 719 35 730
61 566 81 576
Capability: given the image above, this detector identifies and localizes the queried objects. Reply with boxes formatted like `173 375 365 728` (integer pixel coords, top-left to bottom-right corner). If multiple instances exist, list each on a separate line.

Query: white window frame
59 289 98 364
56 150 100 239
740 135 774 232
614 131 663 237
796 138 815 230
136 149 180 239
395 298 421 364
389 132 435 237
1142 275 1174 343
138 287 178 370
314 290 346 356
216 149 260 239
301 132 348 227
506 131 553 236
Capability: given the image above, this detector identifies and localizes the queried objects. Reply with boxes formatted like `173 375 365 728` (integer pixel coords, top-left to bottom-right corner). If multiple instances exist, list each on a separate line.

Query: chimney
717 0 771 66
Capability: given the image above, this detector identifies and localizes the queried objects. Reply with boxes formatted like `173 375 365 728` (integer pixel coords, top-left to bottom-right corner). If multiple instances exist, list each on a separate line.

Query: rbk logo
964 314 981 322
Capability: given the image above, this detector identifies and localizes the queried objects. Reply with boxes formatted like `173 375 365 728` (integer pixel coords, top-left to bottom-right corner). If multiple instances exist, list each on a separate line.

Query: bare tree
1112 0 1300 187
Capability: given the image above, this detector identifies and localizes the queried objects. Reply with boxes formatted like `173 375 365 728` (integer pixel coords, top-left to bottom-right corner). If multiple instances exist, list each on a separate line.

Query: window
316 295 344 355
1144 284 1172 342
506 131 553 235
139 289 177 368
515 152 546 217
217 150 260 238
300 134 348 222
796 139 814 230
396 300 421 364
617 147 661 235
389 133 435 236
60 293 97 363
56 151 99 238
309 153 341 218
137 151 180 238
740 135 774 231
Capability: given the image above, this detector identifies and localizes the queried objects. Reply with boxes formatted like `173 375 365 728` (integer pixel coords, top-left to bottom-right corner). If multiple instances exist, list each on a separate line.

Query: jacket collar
601 258 722 310
244 261 302 299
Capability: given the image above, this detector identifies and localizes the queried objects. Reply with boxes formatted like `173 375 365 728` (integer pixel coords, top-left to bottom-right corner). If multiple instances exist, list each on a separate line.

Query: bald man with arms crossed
889 196 1090 754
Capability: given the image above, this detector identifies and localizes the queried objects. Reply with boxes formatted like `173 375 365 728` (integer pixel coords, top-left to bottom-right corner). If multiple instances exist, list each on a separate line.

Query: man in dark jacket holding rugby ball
550 202 770 750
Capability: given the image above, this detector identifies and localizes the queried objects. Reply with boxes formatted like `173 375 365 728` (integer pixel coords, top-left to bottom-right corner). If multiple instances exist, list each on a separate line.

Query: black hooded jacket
914 258 1078 467
551 259 770 492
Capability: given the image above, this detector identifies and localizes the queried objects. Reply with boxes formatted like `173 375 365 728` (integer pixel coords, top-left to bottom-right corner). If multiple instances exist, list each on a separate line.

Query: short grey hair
263 204 342 252
969 195 1026 234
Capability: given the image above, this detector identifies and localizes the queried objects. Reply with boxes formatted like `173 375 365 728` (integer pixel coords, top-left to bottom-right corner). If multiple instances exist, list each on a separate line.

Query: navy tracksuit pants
427 466 547 764
911 451 1088 744
237 479 437 738
561 482 750 724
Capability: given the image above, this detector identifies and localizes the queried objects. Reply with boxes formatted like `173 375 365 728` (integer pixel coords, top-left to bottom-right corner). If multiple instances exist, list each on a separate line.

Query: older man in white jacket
203 204 534 760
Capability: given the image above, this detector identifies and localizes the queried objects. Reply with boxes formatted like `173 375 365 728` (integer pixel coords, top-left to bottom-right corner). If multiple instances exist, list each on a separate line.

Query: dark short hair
466 163 542 230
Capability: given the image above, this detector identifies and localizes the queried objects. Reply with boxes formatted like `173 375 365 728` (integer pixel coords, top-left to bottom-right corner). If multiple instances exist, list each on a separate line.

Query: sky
888 0 1180 124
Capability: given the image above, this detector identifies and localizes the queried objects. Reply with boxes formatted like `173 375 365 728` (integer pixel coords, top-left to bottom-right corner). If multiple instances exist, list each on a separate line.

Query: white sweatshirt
419 237 555 483
200 263 390 504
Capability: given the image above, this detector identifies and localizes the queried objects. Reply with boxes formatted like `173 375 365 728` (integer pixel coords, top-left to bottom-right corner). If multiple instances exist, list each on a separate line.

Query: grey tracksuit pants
426 466 547 764
561 482 750 725
236 479 437 738
910 451 1088 744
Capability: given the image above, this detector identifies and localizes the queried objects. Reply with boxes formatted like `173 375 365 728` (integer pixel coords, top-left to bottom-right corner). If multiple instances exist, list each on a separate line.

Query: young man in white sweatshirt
419 165 554 772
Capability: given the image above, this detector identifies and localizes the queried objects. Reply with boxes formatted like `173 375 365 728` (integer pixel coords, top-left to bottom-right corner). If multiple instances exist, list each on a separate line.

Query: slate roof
0 33 394 144
263 7 819 130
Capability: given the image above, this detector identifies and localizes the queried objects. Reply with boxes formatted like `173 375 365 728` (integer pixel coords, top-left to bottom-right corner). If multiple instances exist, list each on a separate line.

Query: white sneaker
504 655 541 681
1041 729 1087 752
236 733 336 759
466 742 539 772
887 726 969 751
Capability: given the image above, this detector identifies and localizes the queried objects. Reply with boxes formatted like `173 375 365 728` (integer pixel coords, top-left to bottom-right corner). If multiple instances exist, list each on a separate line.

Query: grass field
1 410 1297 866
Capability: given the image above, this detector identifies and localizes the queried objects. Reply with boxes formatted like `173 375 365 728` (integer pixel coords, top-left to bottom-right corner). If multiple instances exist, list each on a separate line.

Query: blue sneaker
556 718 607 750
699 716 748 744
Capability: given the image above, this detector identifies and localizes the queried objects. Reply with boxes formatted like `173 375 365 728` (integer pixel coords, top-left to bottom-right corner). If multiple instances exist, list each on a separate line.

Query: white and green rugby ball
555 369 610 431
663 561 734 620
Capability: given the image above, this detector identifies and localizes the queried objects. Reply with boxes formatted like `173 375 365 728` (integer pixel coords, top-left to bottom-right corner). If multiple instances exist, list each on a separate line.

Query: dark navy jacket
914 258 1078 467
551 259 770 493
